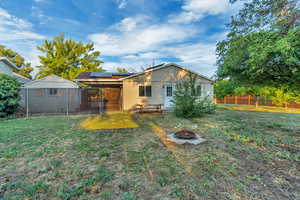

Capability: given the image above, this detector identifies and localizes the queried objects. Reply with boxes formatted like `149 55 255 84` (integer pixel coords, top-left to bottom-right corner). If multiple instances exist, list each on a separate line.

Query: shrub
0 74 21 117
172 73 216 118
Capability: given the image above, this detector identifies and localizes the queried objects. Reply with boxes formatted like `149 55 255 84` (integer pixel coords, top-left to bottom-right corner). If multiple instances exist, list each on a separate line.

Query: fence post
66 88 69 116
235 96 238 104
26 88 29 117
224 96 227 104
248 96 250 105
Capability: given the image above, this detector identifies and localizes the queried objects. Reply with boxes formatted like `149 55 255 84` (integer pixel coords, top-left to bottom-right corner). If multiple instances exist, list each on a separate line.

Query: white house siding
122 65 214 110
0 61 13 75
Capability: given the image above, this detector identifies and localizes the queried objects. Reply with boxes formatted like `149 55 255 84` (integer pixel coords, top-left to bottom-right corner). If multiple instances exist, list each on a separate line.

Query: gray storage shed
21 75 81 116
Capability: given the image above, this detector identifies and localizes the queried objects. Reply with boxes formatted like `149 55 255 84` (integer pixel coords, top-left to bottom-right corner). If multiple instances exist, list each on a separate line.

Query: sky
0 0 242 77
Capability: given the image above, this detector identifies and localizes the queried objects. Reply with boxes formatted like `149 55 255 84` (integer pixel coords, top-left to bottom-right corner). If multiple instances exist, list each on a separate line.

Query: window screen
139 86 151 97
139 86 145 96
166 86 173 97
145 86 151 97
49 88 58 96
196 85 202 96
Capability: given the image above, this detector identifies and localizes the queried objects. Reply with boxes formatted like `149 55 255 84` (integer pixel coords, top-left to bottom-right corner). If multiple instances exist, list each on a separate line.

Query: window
139 86 151 97
35 89 44 97
49 88 58 96
166 86 173 97
196 85 202 96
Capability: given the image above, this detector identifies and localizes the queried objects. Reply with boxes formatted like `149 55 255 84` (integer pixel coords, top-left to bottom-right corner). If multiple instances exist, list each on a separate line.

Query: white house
0 57 31 84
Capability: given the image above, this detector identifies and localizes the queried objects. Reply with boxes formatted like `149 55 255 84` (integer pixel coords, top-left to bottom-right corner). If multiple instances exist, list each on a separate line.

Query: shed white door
164 84 174 108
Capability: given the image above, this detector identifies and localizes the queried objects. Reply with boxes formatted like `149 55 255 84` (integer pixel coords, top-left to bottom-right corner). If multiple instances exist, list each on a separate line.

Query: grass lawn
0 108 299 199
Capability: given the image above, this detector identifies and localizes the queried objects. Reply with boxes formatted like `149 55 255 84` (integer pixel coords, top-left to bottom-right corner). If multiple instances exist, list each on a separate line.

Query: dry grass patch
80 113 139 130
219 104 300 113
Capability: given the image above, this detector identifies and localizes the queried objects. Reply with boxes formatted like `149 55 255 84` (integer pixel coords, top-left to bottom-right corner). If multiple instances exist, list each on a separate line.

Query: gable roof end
23 75 79 89
120 63 214 82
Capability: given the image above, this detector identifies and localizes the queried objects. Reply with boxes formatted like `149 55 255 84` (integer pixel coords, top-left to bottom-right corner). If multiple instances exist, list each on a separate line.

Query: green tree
217 0 300 89
271 87 300 108
116 67 129 73
214 80 273 107
233 85 273 107
214 80 238 99
0 74 21 117
36 34 105 80
229 0 299 33
0 45 33 79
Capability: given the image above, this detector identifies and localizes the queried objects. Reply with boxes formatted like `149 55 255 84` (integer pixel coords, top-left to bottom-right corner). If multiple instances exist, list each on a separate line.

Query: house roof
0 57 32 84
120 63 214 82
0 57 19 70
75 72 135 81
23 75 79 89
12 72 31 84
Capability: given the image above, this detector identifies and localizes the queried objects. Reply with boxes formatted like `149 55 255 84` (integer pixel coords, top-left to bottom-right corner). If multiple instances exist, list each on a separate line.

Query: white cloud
164 43 217 76
89 16 197 56
31 6 53 24
33 0 45 3
89 14 219 76
0 8 32 29
0 7 45 71
0 7 45 40
115 0 127 9
101 42 218 77
169 0 231 24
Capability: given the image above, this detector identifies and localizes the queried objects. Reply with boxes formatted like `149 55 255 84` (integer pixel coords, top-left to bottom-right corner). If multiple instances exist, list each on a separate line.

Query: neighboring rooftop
12 72 31 84
0 57 19 70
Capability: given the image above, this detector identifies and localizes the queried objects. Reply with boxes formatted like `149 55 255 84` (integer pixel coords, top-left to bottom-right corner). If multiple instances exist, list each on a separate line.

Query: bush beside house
0 74 21 117
172 73 216 118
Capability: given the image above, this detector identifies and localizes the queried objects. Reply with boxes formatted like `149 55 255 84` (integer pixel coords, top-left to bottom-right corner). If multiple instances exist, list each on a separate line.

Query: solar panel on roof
112 73 133 76
90 72 133 77
90 72 113 77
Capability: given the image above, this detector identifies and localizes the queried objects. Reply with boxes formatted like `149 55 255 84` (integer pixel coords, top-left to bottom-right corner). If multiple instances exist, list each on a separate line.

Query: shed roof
23 75 79 89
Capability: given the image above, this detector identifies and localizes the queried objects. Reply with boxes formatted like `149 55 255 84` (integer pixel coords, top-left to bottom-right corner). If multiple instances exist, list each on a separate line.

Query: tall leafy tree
0 45 33 79
217 0 300 89
116 67 129 73
36 34 105 80
229 0 299 33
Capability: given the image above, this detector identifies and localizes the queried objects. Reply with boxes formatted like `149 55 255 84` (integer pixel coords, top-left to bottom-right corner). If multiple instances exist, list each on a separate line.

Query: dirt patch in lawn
80 113 139 130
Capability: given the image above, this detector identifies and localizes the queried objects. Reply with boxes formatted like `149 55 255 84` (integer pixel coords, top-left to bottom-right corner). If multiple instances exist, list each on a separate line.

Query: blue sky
0 0 242 77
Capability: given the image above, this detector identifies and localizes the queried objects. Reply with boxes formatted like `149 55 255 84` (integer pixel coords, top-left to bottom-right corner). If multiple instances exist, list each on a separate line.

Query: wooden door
103 88 121 111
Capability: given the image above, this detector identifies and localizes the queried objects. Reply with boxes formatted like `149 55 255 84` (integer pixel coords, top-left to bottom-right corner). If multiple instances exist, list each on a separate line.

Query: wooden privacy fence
215 95 300 109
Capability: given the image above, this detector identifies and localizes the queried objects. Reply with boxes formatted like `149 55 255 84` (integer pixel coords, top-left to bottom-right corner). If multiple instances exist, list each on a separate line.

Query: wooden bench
135 104 163 113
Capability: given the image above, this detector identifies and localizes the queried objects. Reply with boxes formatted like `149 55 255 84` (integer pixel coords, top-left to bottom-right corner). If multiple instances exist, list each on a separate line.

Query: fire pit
167 129 207 145
174 130 197 140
